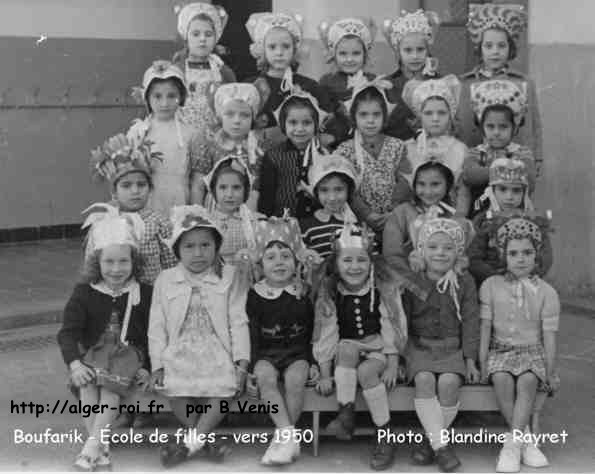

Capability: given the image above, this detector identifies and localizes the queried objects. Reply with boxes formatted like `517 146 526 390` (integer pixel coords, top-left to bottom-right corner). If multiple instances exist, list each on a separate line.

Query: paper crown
308 152 358 192
467 3 527 45
213 82 262 118
489 157 529 186
89 133 162 186
174 2 228 41
471 79 528 124
402 74 461 118
273 85 329 128
319 17 376 60
415 217 472 257
246 12 303 59
253 212 306 261
334 222 373 251
81 203 144 253
165 205 223 250
203 149 254 196
496 216 544 255
383 9 440 50
343 76 396 115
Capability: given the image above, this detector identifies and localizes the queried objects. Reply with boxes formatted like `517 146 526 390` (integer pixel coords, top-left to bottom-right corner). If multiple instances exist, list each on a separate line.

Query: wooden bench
124 385 499 456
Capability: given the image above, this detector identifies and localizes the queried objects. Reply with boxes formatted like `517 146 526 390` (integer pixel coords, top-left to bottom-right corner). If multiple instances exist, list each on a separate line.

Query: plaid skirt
487 339 547 384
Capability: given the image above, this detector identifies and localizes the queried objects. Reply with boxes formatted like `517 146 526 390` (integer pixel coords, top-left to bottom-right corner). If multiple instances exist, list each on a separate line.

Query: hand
307 364 320 386
135 368 151 391
70 360 95 388
408 250 425 273
300 248 323 267
246 373 259 399
367 212 387 230
233 248 256 266
480 363 489 385
235 369 247 398
466 359 481 384
381 363 399 391
316 377 334 396
149 368 165 391
546 371 560 393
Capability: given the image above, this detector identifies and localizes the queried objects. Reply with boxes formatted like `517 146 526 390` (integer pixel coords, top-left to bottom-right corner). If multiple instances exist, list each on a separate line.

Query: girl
89 134 177 285
318 17 377 147
57 214 152 471
300 153 360 259
125 60 202 218
468 158 552 287
191 82 265 211
402 75 472 216
203 153 262 264
258 89 328 218
148 205 250 467
479 216 560 472
458 3 543 175
246 215 315 465
313 223 408 471
383 10 441 140
382 161 456 279
245 12 334 150
401 217 480 472
335 81 411 234
172 2 236 139
462 79 537 214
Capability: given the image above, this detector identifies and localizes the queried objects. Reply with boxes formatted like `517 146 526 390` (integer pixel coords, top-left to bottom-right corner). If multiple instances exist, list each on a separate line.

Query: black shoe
160 440 190 468
370 426 396 471
200 438 231 462
411 435 435 465
435 444 461 472
326 403 355 440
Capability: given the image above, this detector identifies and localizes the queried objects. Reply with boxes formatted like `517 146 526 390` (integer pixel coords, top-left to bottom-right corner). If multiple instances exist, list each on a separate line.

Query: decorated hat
89 133 161 186
415 217 472 257
203 150 254 196
495 216 544 257
402 74 461 118
246 12 304 59
165 205 223 250
253 212 306 261
467 3 527 45
213 82 262 118
333 222 374 252
383 9 440 50
489 157 529 187
308 153 358 192
174 2 228 41
81 203 144 254
471 79 528 124
319 17 376 61
273 85 329 129
344 76 396 115
132 60 187 108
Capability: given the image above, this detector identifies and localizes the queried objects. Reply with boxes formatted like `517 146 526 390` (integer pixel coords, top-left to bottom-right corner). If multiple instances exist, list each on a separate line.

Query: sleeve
527 78 544 172
468 226 499 284
257 152 276 216
304 298 316 365
393 143 413 204
220 63 237 83
157 216 178 270
479 278 494 321
382 207 411 271
57 285 89 366
228 267 251 362
461 149 490 187
246 290 260 369
312 282 339 364
453 75 475 145
147 274 169 371
135 285 153 371
379 300 399 355
540 284 560 332
460 273 480 361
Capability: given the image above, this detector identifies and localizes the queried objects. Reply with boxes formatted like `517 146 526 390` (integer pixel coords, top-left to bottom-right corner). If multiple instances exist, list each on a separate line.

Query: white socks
441 402 460 428
414 397 446 451
183 431 205 454
335 367 357 405
363 384 390 427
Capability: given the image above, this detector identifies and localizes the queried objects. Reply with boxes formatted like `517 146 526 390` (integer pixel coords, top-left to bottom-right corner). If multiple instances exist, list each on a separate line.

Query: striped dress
299 213 346 259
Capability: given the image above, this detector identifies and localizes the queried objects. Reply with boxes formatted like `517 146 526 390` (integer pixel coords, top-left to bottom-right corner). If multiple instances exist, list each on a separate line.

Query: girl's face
355 99 384 138
317 175 349 214
421 98 451 137
178 228 217 274
337 248 371 290
423 232 457 276
264 27 295 72
215 171 245 214
506 238 536 279
187 18 216 60
493 183 525 211
415 168 448 207
221 100 253 140
148 81 181 121
399 33 428 76
481 28 510 71
285 106 316 149
262 243 296 287
113 172 150 212
483 110 514 149
99 244 133 289
335 36 365 75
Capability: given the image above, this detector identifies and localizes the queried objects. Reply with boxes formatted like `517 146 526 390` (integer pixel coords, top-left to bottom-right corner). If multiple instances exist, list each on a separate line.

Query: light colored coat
148 263 250 371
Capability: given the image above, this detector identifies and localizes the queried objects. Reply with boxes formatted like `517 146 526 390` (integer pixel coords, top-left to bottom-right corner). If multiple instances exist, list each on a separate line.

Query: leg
79 384 99 435
81 388 120 462
437 373 462 428
169 397 199 428
491 372 515 427
511 372 538 432
412 372 443 465
254 360 290 428
283 360 309 425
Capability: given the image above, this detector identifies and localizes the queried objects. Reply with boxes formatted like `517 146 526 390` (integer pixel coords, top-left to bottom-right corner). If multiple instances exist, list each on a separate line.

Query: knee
284 362 308 391
357 363 381 387
491 371 513 387
438 373 461 393
414 371 436 394
336 341 360 367
254 362 278 390
516 372 538 395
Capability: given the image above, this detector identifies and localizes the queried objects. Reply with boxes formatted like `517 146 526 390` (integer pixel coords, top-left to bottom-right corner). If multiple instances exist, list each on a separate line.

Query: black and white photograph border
1 0 594 472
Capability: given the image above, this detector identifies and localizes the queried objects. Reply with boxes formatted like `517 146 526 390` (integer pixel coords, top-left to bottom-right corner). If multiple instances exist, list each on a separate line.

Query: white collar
337 279 371 296
254 279 298 299
91 280 138 299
